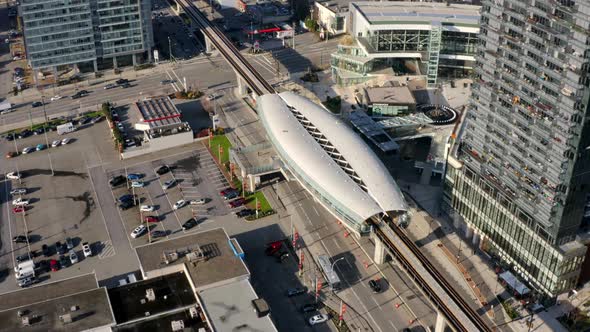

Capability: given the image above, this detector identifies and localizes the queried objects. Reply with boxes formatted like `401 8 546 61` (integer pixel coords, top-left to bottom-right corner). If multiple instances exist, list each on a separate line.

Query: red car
219 188 234 196
12 206 25 213
265 240 283 256
144 216 159 223
50 259 59 272
229 198 246 208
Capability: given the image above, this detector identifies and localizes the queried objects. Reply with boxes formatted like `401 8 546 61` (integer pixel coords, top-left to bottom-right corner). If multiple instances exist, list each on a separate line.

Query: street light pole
168 36 173 61
331 257 345 271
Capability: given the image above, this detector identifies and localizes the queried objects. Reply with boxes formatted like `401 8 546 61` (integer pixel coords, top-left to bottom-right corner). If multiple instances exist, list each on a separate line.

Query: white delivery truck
0 100 13 114
15 260 35 279
57 122 75 135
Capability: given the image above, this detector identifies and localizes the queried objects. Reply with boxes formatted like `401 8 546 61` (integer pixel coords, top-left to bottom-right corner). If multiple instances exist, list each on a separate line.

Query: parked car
162 179 176 190
12 235 30 243
18 276 37 288
144 216 158 223
36 143 47 151
22 146 35 154
151 230 167 238
109 175 126 187
51 140 61 147
59 254 69 268
189 198 207 205
42 244 51 257
127 173 143 180
10 188 27 195
12 206 25 213
229 197 246 208
140 205 155 212
130 225 147 238
265 240 283 256
224 191 239 200
7 171 22 180
301 303 318 313
65 237 74 250
117 194 135 203
287 287 307 297
276 251 289 263
69 250 78 264
309 314 329 326
368 279 382 293
12 198 30 206
182 218 199 230
49 259 59 271
131 181 145 188
220 188 235 196
119 200 135 210
56 241 66 255
155 165 170 175
61 137 72 144
82 242 92 257
236 209 255 218
5 151 18 158
173 199 187 210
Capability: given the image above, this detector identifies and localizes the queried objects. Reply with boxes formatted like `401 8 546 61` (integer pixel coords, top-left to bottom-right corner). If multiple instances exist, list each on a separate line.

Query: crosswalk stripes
98 240 115 260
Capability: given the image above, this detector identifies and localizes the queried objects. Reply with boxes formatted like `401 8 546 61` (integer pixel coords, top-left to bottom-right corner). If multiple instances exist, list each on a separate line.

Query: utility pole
168 36 173 61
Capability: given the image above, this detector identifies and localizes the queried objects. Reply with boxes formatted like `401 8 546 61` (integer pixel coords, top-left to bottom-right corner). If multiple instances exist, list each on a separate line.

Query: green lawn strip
209 134 232 164
245 190 272 213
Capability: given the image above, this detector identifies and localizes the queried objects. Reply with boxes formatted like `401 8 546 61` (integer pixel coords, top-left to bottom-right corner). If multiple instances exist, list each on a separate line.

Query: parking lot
105 146 241 247
0 120 115 293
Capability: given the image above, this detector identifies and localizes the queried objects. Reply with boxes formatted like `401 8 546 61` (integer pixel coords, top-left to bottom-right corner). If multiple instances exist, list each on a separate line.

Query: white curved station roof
258 92 407 223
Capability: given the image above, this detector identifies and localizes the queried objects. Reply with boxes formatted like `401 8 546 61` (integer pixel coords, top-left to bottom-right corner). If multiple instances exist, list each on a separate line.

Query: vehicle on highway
50 95 64 101
12 198 29 206
42 244 51 257
109 175 126 187
73 90 90 98
12 206 25 213
56 241 66 255
155 165 170 175
7 171 22 179
287 287 307 297
120 82 131 88
368 279 382 293
116 78 129 85
229 197 246 208
31 101 43 108
10 188 27 195
182 218 199 230
50 259 59 271
69 250 78 264
160 79 175 85
224 191 239 200
82 242 92 257
144 216 159 223
127 173 143 180
130 225 147 238
162 179 176 190
236 209 255 218
151 230 167 238
61 137 73 144
140 205 155 212
301 303 318 313
22 146 35 154
189 198 207 205
131 181 145 188
309 314 329 326
104 83 117 90
12 235 30 243
65 237 74 250
36 143 47 151
59 254 69 268
5 151 18 158
173 199 187 210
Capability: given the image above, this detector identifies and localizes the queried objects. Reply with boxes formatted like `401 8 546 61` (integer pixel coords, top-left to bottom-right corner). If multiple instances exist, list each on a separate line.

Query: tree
305 17 318 32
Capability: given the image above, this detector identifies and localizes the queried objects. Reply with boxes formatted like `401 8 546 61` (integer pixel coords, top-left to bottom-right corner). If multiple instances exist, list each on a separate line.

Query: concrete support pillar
435 310 446 332
93 60 98 73
235 74 248 96
113 57 118 69
132 54 138 66
73 63 79 74
147 48 153 62
52 66 58 81
204 36 213 53
374 235 386 265
249 175 256 192
32 69 38 85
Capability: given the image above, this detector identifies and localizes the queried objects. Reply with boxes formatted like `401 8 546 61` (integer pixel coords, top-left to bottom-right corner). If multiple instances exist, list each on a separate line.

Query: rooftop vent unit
21 317 30 327
171 320 185 331
59 313 72 324
189 307 199 318
146 288 156 302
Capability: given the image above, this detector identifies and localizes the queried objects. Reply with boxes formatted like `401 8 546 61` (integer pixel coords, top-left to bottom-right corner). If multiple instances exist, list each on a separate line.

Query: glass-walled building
331 2 480 86
20 0 153 80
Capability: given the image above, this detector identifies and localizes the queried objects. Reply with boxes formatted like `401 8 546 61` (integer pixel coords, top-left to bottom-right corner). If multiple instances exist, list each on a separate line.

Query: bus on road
317 254 342 291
